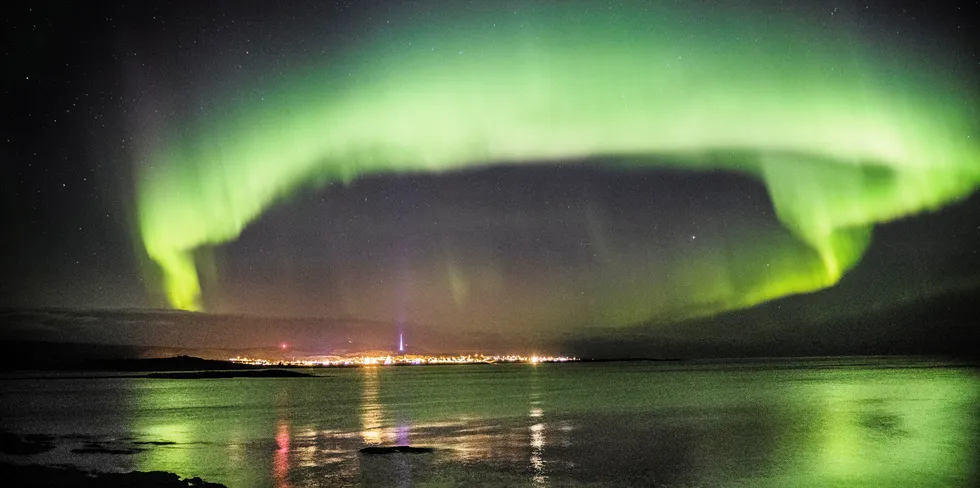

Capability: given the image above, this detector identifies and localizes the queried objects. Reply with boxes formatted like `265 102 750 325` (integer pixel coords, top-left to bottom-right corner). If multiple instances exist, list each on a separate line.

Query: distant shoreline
145 369 311 379
0 369 312 380
2 354 976 378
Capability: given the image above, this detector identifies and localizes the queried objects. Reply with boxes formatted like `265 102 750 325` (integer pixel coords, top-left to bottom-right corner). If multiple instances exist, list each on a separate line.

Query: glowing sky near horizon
136 2 980 322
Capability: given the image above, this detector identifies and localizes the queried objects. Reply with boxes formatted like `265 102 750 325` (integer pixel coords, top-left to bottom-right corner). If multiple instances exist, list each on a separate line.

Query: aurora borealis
4 0 980 353
135 2 979 319
6 7 980 488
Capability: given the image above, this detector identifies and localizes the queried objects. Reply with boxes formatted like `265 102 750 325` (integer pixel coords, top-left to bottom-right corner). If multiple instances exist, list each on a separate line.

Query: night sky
3 1 979 356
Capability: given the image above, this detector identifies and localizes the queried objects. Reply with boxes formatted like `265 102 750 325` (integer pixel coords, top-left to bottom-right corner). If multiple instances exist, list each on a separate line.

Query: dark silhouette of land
145 369 311 379
0 463 225 487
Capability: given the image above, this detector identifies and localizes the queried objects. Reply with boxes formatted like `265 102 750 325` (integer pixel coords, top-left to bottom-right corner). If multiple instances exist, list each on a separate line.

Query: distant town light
228 352 578 367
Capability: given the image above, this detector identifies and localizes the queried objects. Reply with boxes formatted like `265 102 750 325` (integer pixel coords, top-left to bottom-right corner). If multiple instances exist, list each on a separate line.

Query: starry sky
3 1 979 356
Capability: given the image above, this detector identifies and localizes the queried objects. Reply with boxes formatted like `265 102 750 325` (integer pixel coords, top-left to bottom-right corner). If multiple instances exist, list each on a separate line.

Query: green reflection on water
116 362 978 487
804 368 979 488
128 378 287 487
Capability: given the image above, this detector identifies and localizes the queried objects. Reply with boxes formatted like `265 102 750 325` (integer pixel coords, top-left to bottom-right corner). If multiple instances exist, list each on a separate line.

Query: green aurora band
137 3 980 319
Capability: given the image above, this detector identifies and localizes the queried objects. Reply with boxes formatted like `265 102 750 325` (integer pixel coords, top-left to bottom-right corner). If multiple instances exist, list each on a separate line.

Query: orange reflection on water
274 419 291 488
360 367 386 445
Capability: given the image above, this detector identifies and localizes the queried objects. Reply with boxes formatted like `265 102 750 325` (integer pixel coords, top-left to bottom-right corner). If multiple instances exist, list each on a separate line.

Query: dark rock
0 462 226 487
1 431 55 455
359 445 435 455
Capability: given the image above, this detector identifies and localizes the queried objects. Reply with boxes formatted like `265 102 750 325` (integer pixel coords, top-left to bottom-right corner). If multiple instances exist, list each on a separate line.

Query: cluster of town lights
228 353 578 367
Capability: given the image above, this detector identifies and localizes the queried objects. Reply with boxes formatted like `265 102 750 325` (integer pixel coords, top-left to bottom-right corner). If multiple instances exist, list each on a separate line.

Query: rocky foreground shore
0 463 226 487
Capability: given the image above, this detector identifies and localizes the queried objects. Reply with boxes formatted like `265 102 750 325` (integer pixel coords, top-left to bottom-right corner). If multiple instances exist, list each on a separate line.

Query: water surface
2 357 977 487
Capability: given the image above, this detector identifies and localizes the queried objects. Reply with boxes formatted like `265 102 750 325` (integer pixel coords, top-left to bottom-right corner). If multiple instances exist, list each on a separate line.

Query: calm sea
2 357 978 487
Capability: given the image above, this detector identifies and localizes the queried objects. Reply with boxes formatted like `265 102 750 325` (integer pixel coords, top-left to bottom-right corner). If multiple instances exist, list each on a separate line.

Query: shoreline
0 462 225 487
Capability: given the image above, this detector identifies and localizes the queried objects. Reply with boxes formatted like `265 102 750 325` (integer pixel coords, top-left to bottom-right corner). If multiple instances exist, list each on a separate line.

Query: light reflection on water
274 419 291 488
1 358 977 487
359 366 384 446
529 364 547 485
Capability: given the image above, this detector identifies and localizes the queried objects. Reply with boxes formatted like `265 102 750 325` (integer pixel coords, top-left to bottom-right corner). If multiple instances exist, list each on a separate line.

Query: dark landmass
0 463 225 487
0 432 55 455
145 369 311 379
0 355 314 379
0 338 260 372
359 445 436 455
568 284 980 360
91 355 258 372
